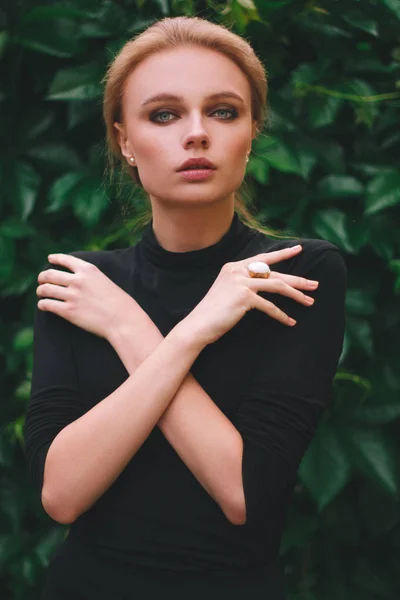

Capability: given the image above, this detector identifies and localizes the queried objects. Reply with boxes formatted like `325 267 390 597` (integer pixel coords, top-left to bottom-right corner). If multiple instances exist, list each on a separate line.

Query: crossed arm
107 309 247 525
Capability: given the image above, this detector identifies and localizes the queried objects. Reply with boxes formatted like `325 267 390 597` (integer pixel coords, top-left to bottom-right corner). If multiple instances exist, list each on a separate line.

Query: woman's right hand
181 245 320 346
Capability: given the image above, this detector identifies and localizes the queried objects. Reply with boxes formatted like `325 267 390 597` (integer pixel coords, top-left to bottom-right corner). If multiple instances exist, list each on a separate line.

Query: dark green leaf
0 219 35 239
11 161 41 221
382 0 400 20
343 14 378 37
72 178 110 227
47 64 103 101
341 426 398 496
46 172 85 213
0 234 15 281
365 170 400 215
0 31 9 60
13 328 34 352
16 7 84 58
317 175 363 197
345 289 375 316
312 209 353 253
26 144 81 171
299 421 351 510
247 156 269 184
308 95 343 128
260 137 302 175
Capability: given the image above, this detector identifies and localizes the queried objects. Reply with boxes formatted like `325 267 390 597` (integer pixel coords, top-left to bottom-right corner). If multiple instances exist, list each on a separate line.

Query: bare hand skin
181 244 319 345
36 254 135 340
36 245 319 344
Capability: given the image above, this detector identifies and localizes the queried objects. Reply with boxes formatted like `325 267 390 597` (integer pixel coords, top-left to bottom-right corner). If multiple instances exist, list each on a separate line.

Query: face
114 46 257 209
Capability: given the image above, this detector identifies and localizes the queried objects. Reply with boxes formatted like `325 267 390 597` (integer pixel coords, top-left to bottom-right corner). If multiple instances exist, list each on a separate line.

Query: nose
183 113 210 149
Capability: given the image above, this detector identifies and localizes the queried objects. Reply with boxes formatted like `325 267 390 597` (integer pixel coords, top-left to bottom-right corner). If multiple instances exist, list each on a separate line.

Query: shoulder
67 246 135 291
246 232 346 278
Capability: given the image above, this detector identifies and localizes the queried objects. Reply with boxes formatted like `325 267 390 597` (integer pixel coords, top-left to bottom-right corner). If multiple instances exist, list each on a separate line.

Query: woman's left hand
36 253 135 340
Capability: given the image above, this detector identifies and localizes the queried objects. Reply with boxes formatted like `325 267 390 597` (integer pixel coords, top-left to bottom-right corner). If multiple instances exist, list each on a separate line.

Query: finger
238 244 303 268
37 298 69 318
38 268 75 285
251 293 296 327
47 253 92 273
269 271 319 290
36 283 69 301
248 277 315 307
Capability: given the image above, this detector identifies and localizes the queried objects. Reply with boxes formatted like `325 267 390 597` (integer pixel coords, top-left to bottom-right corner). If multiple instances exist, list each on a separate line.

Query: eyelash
150 107 239 124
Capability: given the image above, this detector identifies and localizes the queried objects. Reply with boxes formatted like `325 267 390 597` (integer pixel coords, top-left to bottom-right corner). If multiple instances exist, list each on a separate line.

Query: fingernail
292 245 302 250
288 318 297 326
307 281 319 288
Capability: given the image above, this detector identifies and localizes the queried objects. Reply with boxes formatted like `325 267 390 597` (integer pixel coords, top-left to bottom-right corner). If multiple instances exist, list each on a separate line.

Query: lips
177 158 216 171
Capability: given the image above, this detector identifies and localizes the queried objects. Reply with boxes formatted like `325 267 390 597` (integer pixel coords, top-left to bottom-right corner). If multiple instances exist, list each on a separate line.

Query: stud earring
246 155 249 163
129 157 135 164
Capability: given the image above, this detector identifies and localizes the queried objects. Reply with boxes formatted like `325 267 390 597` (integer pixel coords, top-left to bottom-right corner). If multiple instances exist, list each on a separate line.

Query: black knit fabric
24 213 346 599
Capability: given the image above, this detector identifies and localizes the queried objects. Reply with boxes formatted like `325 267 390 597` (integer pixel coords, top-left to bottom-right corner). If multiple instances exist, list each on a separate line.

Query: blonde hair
102 16 296 239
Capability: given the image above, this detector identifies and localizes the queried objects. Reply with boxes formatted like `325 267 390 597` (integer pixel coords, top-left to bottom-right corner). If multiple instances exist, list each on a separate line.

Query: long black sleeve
23 281 85 504
232 248 347 528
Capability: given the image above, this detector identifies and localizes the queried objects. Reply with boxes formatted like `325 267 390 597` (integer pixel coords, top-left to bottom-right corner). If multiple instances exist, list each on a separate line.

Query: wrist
172 316 209 354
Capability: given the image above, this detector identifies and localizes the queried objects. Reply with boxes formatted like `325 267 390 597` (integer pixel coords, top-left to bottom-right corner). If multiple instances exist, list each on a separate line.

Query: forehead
123 46 251 107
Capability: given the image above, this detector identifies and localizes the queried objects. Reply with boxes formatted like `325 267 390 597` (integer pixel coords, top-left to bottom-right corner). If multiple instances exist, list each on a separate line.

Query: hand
181 245 319 346
36 253 136 340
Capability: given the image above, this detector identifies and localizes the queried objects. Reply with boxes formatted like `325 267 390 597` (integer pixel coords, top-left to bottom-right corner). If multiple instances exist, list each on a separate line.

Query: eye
212 107 238 120
150 110 176 124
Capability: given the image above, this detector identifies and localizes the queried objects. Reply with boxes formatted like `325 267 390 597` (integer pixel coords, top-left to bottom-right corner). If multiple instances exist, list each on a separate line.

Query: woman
24 15 347 600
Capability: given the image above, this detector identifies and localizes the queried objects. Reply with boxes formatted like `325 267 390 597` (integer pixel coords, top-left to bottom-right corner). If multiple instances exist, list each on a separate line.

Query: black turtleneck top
24 213 347 600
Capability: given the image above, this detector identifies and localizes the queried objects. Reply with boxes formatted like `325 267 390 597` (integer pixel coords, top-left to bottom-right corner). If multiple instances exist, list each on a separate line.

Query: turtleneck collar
137 212 257 272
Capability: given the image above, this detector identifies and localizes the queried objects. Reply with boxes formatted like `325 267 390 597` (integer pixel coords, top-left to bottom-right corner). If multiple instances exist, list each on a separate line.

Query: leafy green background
1 0 400 598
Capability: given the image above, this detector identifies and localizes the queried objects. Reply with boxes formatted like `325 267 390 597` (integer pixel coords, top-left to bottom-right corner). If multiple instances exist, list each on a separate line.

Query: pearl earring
129 157 135 164
246 155 249 163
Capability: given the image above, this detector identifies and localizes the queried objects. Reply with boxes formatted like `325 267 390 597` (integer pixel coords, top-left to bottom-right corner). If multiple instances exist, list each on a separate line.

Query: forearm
42 320 204 525
109 307 246 526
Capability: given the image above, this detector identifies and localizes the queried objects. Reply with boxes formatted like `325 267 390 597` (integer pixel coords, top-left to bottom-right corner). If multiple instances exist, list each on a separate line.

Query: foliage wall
1 0 400 598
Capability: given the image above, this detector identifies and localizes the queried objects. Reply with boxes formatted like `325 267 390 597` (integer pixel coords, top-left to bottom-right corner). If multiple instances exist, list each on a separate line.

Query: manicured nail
292 245 302 250
307 281 319 288
288 318 297 326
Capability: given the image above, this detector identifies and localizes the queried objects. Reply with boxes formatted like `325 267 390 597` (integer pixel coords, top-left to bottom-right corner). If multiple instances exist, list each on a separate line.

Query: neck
150 198 235 253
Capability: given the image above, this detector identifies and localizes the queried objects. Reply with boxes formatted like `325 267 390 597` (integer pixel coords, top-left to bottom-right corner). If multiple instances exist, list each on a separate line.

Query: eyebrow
141 91 246 107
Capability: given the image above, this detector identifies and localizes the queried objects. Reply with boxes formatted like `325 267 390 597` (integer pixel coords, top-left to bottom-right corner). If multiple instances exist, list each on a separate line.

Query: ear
114 122 134 161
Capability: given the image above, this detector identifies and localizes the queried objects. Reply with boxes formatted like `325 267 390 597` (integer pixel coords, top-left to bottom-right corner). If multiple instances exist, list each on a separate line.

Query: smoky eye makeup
149 105 240 123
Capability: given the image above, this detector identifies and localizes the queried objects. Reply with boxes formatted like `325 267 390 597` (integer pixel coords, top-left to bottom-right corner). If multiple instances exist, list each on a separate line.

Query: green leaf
312 209 353 253
0 234 15 281
47 64 103 101
280 511 318 555
342 427 398 496
351 401 400 426
247 156 269 184
365 170 400 215
13 327 34 352
259 137 302 176
26 144 81 171
12 161 41 221
299 421 351 510
46 172 85 213
317 175 363 197
16 7 84 58
345 289 375 316
0 31 9 60
72 179 110 227
382 0 400 20
343 14 378 37
346 317 374 356
0 219 35 239
295 144 318 180
308 95 342 128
